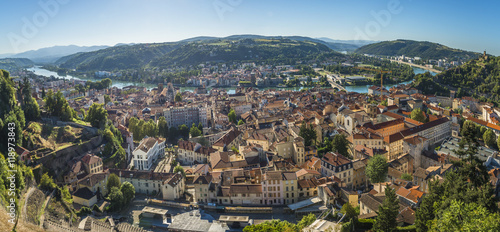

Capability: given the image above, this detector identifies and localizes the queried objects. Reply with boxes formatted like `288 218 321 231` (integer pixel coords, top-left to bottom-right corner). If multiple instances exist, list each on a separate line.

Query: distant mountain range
0 45 110 64
355 39 480 60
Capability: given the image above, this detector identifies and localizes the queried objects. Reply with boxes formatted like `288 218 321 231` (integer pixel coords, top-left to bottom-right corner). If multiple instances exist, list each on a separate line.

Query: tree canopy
190 123 202 137
373 185 399 232
332 134 350 158
483 129 496 148
86 103 108 128
365 155 388 184
299 122 317 147
243 213 316 232
120 181 135 205
107 173 121 191
228 109 237 124
415 136 497 232
410 108 426 123
175 92 182 102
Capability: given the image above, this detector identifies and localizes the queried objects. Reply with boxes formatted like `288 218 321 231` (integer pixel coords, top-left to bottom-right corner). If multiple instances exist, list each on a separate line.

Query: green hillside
0 58 34 71
355 39 479 60
57 38 337 71
149 38 334 67
412 54 500 104
56 43 180 70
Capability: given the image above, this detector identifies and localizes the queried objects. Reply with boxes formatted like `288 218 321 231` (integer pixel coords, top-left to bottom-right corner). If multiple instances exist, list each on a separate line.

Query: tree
415 138 497 232
107 173 121 191
483 129 496 148
169 126 178 142
101 78 112 89
178 124 189 139
145 119 158 137
190 123 202 137
461 120 478 144
86 103 108 128
174 165 185 177
243 213 316 232
120 181 135 204
332 134 349 158
366 155 389 184
497 135 500 151
231 146 239 154
61 185 72 203
175 92 182 102
228 109 237 124
108 186 124 211
307 123 317 146
410 108 426 123
21 77 40 121
381 99 388 106
39 173 56 191
104 94 111 105
428 200 500 231
237 119 244 125
44 90 73 121
197 122 203 132
373 185 399 232
299 122 317 146
341 202 358 221
158 116 168 138
296 213 316 230
401 173 412 181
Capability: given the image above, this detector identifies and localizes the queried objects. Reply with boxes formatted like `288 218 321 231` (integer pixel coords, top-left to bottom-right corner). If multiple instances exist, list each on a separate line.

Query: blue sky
1 0 499 55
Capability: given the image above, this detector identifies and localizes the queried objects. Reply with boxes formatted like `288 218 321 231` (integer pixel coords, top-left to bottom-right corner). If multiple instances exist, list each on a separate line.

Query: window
286 187 289 191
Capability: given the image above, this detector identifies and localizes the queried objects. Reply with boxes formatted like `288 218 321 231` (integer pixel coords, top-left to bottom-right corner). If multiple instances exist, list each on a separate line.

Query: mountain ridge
355 39 480 60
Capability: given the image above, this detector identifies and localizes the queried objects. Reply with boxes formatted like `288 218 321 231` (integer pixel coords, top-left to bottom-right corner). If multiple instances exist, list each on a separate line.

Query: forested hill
0 58 34 71
56 43 180 71
412 54 500 103
57 38 338 71
149 38 335 68
355 39 479 60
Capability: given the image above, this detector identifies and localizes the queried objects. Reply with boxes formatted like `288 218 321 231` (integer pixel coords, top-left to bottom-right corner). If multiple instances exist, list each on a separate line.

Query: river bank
28 66 436 94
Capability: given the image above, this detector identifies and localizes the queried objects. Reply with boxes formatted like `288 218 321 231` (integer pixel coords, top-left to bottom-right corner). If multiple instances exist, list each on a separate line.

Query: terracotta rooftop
322 152 352 167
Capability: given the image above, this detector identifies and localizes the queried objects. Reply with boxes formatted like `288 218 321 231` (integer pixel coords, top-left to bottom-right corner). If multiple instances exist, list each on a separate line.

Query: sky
1 0 499 55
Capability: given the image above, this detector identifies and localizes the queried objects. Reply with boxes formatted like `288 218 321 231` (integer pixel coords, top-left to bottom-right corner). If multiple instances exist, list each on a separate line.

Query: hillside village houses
28 59 500 229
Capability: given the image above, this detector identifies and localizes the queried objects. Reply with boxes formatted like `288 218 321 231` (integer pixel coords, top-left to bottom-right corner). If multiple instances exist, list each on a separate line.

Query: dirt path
38 189 55 228
22 187 36 222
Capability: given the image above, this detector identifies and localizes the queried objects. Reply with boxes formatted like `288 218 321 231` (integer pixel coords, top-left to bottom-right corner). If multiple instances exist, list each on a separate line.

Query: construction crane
355 66 392 99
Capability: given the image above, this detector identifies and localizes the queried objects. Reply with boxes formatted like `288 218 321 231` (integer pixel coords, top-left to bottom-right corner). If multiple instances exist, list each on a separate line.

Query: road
391 60 442 74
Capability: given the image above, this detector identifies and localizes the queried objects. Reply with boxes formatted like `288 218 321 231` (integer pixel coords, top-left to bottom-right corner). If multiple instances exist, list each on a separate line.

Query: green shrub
397 225 417 231
357 218 375 230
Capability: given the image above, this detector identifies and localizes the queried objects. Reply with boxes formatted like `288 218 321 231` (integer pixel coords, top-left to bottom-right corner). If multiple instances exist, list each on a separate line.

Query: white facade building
133 137 165 170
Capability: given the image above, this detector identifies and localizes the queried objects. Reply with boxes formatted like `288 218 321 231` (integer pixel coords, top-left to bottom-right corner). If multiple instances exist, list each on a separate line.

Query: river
28 66 435 95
